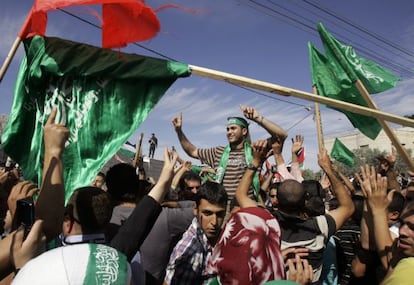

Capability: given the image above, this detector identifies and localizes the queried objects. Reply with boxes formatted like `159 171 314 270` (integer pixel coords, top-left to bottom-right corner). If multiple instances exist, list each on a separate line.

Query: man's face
226 124 247 145
379 160 390 175
179 178 201 200
194 199 226 244
269 188 278 208
398 207 414 256
92 175 105 189
185 179 201 194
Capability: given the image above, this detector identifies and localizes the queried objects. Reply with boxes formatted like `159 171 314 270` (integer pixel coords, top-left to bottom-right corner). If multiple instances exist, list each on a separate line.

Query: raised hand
251 139 268 167
43 108 69 157
8 181 39 219
271 139 284 155
291 135 304 155
384 145 397 166
158 148 178 184
11 220 46 270
171 112 183 130
286 254 314 285
356 164 392 212
317 148 332 172
240 105 260 122
319 173 331 190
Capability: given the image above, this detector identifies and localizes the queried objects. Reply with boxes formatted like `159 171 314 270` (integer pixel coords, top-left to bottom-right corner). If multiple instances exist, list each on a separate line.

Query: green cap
227 117 249 128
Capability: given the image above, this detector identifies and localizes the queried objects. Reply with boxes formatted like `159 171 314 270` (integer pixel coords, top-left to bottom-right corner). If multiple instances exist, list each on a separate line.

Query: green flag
317 22 399 94
308 42 382 139
330 138 355 167
2 36 190 202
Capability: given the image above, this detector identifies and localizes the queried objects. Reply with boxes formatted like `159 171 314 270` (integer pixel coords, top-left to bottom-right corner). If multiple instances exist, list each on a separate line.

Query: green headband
227 117 249 128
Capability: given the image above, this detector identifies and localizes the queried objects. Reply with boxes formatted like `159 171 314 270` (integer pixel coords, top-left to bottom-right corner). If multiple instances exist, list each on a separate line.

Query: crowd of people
0 105 413 285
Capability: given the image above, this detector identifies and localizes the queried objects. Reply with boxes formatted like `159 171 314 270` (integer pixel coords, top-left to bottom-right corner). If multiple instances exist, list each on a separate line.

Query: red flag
18 8 47 38
20 0 160 48
297 147 305 169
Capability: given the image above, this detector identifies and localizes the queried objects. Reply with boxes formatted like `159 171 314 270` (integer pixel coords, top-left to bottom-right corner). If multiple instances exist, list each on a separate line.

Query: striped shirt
333 223 361 285
198 146 252 199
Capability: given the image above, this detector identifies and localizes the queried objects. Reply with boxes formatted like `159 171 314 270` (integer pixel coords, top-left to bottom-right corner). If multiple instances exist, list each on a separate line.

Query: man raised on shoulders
172 105 287 202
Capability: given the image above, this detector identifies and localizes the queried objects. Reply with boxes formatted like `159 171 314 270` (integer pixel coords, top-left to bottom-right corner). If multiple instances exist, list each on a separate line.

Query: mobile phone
14 197 35 239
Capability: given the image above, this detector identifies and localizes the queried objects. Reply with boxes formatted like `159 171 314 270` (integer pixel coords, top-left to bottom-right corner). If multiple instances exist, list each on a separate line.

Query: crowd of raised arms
0 105 413 285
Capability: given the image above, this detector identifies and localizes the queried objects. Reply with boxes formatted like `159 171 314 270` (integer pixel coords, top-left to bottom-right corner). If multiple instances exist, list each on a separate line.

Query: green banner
2 36 190 202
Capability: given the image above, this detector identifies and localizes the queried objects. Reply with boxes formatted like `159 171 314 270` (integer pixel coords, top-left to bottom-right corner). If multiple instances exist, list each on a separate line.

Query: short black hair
66 187 112 234
351 195 365 224
268 182 281 192
179 170 202 192
302 179 324 199
195 181 228 208
305 196 325 217
97 172 106 180
388 191 405 213
106 163 147 203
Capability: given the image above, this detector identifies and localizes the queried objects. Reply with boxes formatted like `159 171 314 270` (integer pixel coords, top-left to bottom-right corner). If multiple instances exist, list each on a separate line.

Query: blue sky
1 0 414 170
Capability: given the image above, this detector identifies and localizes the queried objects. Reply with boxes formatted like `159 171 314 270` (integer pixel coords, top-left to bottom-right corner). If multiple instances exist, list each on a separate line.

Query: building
324 127 414 155
102 155 163 181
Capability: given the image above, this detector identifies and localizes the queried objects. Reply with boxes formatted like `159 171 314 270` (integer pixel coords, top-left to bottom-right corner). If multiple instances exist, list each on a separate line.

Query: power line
288 0 414 66
238 0 414 77
58 8 176 61
287 112 313 131
57 7 312 111
302 0 414 58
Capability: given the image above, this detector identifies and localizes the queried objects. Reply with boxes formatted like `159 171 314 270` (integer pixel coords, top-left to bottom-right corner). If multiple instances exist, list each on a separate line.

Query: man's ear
242 127 248 136
193 204 198 217
389 211 400 221
62 216 73 235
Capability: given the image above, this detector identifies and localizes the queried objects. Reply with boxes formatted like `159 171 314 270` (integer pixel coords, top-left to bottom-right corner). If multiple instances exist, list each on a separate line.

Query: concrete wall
324 127 414 155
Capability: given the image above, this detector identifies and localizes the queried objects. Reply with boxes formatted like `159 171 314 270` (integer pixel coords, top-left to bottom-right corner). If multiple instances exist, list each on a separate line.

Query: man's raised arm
172 112 198 159
236 139 268 208
36 108 69 240
318 148 354 231
241 105 288 143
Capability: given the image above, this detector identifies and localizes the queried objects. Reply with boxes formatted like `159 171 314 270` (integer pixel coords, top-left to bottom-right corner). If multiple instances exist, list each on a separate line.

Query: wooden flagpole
189 64 414 171
189 65 414 128
354 80 414 171
312 86 325 152
0 37 22 83
132 133 144 168
0 8 33 83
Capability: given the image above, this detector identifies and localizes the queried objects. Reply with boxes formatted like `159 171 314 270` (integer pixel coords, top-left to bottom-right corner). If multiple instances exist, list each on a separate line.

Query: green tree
332 147 411 177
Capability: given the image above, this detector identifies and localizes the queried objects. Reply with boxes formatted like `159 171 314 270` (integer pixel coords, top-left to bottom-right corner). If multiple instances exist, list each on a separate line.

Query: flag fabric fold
317 23 399 94
20 0 161 48
2 35 190 202
309 23 399 140
330 138 355 167
308 42 382 140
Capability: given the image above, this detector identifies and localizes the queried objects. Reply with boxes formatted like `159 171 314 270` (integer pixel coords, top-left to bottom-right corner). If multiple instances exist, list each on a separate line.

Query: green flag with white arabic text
330 138 355 167
308 42 382 140
317 23 399 94
2 36 190 202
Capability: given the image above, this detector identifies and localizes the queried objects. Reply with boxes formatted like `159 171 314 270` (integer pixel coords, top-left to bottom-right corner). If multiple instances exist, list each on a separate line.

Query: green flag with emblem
2 35 190 202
